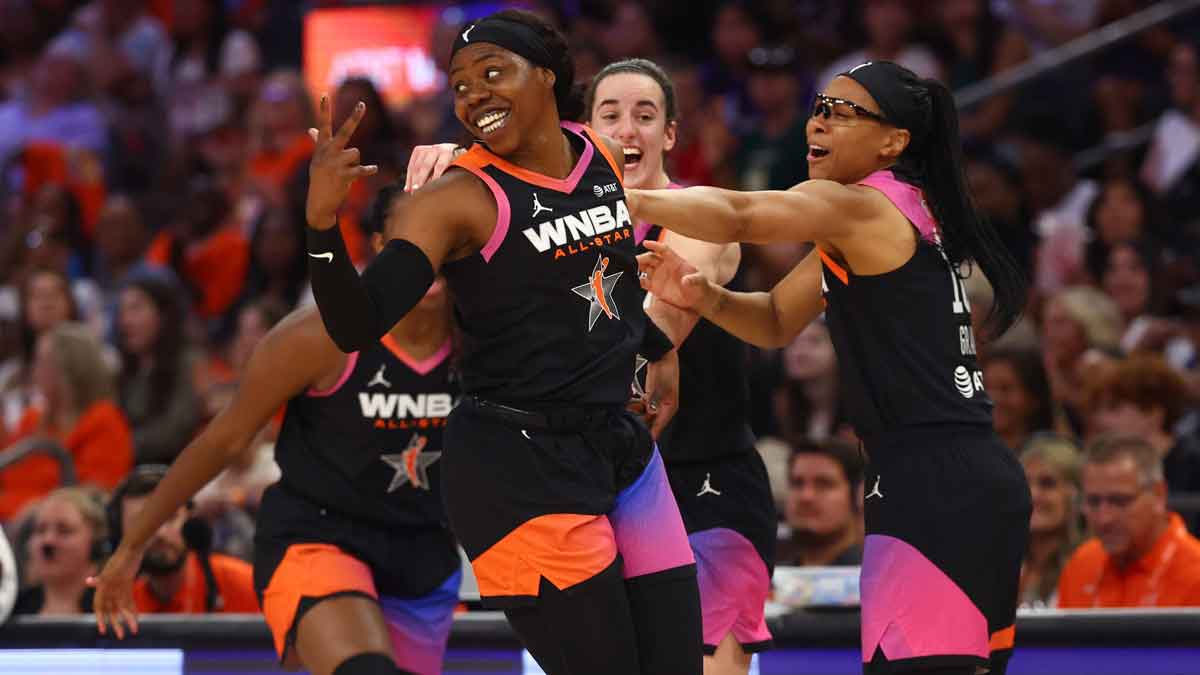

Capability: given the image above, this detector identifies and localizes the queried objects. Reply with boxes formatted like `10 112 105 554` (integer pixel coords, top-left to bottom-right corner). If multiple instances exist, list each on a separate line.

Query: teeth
623 147 642 162
475 111 509 133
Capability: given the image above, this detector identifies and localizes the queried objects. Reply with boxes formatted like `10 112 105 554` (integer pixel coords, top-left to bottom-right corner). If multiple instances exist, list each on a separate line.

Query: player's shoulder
259 305 342 359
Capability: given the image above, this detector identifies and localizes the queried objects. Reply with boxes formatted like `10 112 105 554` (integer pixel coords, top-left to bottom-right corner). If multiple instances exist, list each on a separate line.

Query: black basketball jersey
442 122 644 407
637 223 755 464
819 171 993 441
273 335 455 528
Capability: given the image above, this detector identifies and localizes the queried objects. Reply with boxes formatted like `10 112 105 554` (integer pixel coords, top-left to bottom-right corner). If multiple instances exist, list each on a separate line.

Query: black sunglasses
811 94 888 124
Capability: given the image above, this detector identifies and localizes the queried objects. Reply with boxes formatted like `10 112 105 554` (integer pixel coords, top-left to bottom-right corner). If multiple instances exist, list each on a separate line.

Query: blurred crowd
1 0 1200 620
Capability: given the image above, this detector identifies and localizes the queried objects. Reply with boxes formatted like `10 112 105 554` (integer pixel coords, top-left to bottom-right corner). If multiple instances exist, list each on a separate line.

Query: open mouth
474 110 510 136
623 146 643 168
808 145 830 161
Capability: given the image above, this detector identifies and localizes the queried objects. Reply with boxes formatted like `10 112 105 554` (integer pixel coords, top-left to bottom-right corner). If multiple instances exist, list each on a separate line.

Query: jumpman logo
367 364 391 388
696 473 721 497
461 25 475 42
866 475 883 500
531 192 553 218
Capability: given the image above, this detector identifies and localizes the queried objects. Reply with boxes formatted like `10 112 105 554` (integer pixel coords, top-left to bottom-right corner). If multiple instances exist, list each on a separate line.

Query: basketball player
303 10 701 675
405 57 775 675
634 61 1032 675
91 183 461 675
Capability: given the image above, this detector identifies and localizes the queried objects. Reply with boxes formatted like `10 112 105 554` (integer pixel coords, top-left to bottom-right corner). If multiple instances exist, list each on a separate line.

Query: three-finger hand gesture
305 96 379 230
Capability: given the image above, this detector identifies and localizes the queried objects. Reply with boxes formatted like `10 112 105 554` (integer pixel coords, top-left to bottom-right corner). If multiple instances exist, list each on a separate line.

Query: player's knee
331 652 412 675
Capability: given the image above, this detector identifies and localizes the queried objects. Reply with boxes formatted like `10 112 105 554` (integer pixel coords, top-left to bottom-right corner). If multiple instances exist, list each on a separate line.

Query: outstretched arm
305 97 472 352
639 240 823 348
627 180 869 245
90 309 342 638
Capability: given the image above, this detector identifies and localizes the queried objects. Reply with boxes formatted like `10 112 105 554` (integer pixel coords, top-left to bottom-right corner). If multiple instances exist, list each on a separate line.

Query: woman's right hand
405 144 463 192
88 546 143 639
637 239 718 314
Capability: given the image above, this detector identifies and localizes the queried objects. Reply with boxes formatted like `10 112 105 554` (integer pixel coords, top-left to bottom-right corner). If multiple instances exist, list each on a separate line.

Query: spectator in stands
1018 434 1082 608
0 322 132 521
965 149 1036 277
1058 433 1200 607
930 0 1029 142
735 45 810 192
982 348 1055 452
776 440 864 566
699 0 765 118
0 183 94 286
238 204 308 313
603 1 663 62
144 172 249 321
0 38 108 169
154 0 261 142
13 486 108 615
115 275 200 465
92 194 154 298
60 0 170 87
775 319 846 444
1085 354 1200 500
104 465 258 613
1084 177 1166 255
1141 41 1200 232
1088 239 1177 354
244 69 313 206
816 0 941 90
1040 286 1123 435
0 268 80 435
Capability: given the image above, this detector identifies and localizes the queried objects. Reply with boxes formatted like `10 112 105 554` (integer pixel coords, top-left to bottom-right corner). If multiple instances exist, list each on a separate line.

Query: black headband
450 17 556 75
840 61 928 147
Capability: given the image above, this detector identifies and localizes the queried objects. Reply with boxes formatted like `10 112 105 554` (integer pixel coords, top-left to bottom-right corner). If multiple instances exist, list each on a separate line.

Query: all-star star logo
380 435 441 492
571 254 623 331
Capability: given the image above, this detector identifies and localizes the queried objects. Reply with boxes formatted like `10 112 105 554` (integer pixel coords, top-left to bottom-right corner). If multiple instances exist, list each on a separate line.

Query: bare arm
639 240 823 349
645 233 739 345
628 181 867 245
91 309 342 636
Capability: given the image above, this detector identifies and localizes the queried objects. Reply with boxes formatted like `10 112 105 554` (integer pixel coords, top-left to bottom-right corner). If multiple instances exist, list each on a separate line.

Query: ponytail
918 79 1027 337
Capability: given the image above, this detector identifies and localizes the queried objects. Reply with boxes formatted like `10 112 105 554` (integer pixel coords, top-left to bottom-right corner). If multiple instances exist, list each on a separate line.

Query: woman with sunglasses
634 61 1032 675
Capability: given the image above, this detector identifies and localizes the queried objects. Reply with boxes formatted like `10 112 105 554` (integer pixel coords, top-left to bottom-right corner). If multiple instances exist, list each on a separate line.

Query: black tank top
443 122 644 408
819 171 992 441
274 335 455 528
637 223 755 463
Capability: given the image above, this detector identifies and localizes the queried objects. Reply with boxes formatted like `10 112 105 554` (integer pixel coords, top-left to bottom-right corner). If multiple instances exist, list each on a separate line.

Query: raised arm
90 309 342 638
639 240 823 349
305 97 479 353
627 180 872 245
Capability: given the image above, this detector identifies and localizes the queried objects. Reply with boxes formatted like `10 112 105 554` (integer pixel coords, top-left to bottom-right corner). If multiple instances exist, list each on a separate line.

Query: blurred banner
304 6 443 109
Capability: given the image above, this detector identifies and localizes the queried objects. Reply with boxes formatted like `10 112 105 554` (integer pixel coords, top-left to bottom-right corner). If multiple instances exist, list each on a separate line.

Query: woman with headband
304 10 701 675
410 57 776 675
634 61 1032 675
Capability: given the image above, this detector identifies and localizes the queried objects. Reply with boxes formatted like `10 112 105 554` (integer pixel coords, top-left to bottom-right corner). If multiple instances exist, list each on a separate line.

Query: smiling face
450 42 557 156
806 76 908 184
589 71 676 189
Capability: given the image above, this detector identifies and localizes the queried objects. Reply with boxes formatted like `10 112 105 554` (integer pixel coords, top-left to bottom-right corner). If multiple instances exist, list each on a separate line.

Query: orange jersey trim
818 248 849 285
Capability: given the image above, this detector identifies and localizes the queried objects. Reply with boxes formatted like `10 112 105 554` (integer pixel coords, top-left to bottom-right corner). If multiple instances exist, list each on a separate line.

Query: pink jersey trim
307 352 359 397
381 336 453 376
858 170 938 241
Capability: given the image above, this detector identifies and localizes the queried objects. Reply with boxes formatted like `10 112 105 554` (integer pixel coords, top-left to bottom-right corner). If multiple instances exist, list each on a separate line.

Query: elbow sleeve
307 228 435 352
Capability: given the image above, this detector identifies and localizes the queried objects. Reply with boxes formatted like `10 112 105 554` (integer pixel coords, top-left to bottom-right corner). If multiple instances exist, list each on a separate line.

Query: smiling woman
302 9 702 675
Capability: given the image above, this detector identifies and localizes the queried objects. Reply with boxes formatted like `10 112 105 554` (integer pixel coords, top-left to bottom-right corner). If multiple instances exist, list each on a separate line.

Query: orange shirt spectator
0 324 132 521
133 551 259 613
1058 513 1200 607
1058 433 1200 608
146 225 250 319
0 401 133 520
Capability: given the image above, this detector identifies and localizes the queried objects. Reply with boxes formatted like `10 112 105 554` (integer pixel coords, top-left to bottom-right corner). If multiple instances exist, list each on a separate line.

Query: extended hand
405 143 462 191
637 239 716 313
305 96 379 230
88 546 143 639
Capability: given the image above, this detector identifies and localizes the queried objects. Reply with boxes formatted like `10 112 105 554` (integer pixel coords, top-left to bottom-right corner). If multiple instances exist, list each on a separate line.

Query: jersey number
946 261 971 315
